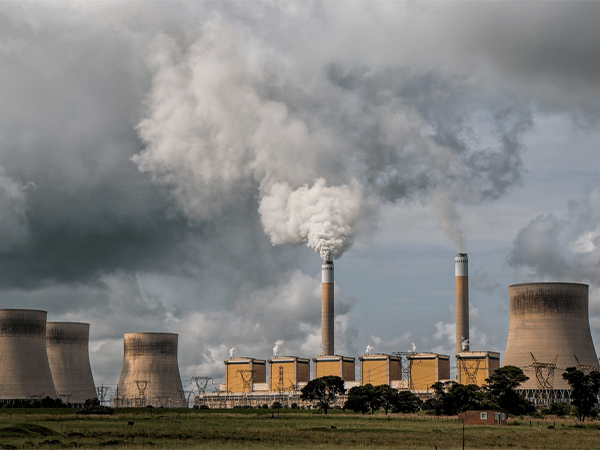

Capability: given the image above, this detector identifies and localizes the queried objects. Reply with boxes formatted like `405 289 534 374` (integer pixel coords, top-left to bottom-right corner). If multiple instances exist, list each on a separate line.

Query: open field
1 409 600 449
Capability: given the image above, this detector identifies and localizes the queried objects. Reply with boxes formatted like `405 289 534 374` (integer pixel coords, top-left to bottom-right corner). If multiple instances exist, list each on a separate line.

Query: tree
562 367 600 422
344 384 375 414
393 390 422 413
423 381 485 416
300 375 345 415
374 384 398 414
485 365 534 415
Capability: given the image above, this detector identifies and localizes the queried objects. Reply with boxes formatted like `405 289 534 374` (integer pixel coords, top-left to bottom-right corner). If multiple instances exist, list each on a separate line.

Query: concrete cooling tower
46 322 97 404
115 332 187 408
502 282 599 390
0 309 57 400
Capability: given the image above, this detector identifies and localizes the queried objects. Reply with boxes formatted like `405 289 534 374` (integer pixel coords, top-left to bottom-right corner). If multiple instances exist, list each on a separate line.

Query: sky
1 1 600 397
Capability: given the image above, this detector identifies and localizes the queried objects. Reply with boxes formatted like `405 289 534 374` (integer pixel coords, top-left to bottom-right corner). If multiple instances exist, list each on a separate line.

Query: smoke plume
273 339 284 356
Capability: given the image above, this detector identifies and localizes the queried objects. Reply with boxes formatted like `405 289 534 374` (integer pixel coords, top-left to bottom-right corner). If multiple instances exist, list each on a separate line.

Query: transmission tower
392 351 415 390
574 355 597 374
459 358 481 385
134 380 150 406
529 353 558 389
191 376 213 395
238 370 255 392
96 384 111 406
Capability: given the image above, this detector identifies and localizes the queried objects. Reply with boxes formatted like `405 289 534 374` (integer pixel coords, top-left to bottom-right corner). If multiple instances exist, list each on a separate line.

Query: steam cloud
133 16 533 257
273 339 284 356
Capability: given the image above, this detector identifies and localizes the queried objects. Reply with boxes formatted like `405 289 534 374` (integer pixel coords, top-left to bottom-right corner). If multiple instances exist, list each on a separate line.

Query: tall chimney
321 260 334 356
455 253 469 354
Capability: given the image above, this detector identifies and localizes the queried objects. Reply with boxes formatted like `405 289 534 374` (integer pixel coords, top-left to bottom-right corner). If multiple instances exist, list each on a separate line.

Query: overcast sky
1 1 599 395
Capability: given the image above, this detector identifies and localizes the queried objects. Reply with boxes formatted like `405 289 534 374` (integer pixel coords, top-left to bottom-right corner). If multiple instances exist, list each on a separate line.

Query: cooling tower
46 322 97 404
0 309 57 400
502 282 599 390
322 259 334 356
115 332 187 408
455 253 469 354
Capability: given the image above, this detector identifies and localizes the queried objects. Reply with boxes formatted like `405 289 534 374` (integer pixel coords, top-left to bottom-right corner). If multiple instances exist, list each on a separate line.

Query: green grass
0 409 598 449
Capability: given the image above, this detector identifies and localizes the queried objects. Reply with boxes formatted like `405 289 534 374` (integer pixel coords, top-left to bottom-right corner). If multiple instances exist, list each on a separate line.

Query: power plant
0 309 57 400
114 332 187 408
502 282 599 396
46 322 97 404
4 253 600 410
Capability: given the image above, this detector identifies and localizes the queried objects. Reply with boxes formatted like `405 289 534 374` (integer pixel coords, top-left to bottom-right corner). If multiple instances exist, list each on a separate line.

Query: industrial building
223 357 267 393
456 351 500 387
0 309 57 400
46 322 97 404
502 282 599 404
313 355 356 382
359 353 402 386
268 356 310 392
114 332 187 408
408 353 451 392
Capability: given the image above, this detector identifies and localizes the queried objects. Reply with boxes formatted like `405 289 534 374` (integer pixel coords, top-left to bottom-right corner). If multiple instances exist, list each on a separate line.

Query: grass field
0 409 599 449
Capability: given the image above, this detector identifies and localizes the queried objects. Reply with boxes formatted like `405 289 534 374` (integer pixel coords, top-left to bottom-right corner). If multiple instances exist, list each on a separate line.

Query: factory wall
359 354 401 386
409 353 450 391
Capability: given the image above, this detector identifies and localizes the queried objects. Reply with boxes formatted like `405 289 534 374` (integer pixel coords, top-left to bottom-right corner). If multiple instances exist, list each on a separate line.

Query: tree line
300 365 600 421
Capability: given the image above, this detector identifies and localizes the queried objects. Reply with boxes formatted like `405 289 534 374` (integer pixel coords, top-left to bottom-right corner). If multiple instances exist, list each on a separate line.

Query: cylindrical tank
46 322 97 404
455 253 469 354
0 309 57 399
115 332 186 408
321 260 334 356
502 282 599 390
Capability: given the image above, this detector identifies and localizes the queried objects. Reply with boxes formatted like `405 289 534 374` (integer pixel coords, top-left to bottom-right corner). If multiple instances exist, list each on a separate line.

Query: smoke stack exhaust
321 259 334 356
455 253 469 354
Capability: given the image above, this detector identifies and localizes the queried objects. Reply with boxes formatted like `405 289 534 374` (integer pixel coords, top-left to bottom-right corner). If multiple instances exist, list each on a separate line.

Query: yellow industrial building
359 354 402 386
268 356 310 392
224 357 267 393
408 353 450 392
312 355 355 381
456 351 500 386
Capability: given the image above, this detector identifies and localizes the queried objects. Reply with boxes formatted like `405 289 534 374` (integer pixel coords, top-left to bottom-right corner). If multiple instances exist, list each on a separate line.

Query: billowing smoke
273 339 284 356
229 347 236 358
133 16 532 259
411 343 417 353
259 179 374 261
365 344 374 354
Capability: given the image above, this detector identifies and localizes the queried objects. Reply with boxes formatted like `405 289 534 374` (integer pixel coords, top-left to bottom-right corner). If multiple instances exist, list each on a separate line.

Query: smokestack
321 259 334 356
455 253 469 354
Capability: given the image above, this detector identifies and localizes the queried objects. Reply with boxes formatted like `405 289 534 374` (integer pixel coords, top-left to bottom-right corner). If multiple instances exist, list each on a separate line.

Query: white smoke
229 347 236 358
273 339 284 356
133 17 531 262
461 338 470 351
365 344 374 354
259 178 374 261
411 343 417 353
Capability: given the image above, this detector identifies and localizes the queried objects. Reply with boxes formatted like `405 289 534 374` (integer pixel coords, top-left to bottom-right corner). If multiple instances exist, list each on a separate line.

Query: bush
271 401 282 409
